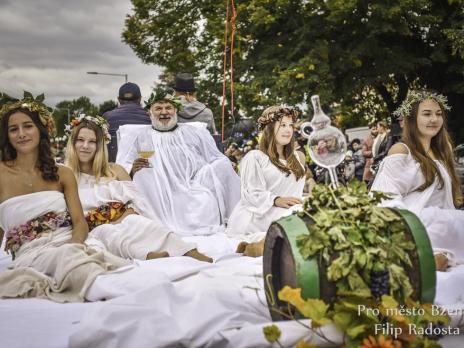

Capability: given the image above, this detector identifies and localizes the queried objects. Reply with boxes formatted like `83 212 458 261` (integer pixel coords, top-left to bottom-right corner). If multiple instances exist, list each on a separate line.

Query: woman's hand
274 196 303 208
434 254 448 272
110 208 137 224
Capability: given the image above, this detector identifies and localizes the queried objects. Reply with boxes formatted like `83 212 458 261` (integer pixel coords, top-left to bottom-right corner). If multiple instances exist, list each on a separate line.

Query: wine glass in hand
136 137 155 168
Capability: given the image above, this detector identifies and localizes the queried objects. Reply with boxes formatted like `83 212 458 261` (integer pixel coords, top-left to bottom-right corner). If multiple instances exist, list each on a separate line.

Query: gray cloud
0 0 161 107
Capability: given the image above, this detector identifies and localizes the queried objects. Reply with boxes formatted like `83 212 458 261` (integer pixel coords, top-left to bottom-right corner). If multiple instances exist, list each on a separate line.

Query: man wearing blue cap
103 82 151 161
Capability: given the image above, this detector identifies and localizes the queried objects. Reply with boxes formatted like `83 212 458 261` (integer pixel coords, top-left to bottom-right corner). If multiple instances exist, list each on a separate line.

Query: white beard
151 113 178 131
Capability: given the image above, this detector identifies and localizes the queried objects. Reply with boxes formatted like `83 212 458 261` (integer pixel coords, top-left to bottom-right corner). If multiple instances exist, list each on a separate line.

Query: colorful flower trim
65 114 111 144
257 105 299 131
86 201 127 230
393 90 451 119
4 211 72 260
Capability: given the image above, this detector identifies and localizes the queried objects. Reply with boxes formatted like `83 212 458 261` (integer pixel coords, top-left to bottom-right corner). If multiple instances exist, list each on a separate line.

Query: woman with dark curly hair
0 97 125 302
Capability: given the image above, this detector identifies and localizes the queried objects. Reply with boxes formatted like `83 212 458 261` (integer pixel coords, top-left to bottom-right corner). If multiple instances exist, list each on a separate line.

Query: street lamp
87 71 128 83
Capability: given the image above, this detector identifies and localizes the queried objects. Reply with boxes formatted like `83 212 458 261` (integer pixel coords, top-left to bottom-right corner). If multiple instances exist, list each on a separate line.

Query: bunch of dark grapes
370 269 390 298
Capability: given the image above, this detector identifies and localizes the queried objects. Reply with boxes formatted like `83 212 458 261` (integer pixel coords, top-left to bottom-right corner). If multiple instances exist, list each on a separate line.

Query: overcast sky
0 0 160 107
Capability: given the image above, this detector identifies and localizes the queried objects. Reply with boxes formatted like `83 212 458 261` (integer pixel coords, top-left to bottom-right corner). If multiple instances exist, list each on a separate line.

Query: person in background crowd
370 120 393 177
0 96 125 302
370 90 464 272
65 115 212 262
362 122 378 182
225 142 239 157
390 114 404 145
226 106 305 257
173 73 216 134
103 82 151 162
345 138 365 181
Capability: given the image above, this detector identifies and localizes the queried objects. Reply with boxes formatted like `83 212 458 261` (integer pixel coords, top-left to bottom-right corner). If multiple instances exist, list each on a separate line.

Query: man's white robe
116 123 240 236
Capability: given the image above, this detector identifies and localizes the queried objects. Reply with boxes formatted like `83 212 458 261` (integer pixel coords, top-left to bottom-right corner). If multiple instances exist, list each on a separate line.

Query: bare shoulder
388 143 408 156
57 164 74 178
110 163 131 181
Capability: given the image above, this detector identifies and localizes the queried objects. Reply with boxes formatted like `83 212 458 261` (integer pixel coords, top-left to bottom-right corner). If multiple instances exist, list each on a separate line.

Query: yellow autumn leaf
295 73 305 79
296 339 316 348
308 64 315 70
278 286 305 309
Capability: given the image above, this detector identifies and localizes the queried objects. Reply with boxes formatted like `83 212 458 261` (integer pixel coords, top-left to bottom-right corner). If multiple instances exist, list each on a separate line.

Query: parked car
454 144 464 192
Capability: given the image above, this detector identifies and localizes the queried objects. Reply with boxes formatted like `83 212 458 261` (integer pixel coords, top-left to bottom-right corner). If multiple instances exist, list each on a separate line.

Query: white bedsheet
1 234 463 348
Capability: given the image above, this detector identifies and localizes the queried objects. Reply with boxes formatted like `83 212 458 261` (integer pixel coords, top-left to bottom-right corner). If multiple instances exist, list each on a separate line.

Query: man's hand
131 158 150 176
274 196 302 209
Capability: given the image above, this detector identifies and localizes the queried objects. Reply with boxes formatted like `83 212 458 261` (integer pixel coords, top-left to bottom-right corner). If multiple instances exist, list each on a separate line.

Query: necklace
11 161 35 188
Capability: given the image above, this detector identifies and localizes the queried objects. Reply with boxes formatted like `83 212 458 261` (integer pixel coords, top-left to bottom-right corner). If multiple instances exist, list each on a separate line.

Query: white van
345 126 370 142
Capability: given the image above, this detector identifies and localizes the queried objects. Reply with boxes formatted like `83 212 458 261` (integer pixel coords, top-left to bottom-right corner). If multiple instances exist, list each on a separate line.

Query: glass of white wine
136 137 155 168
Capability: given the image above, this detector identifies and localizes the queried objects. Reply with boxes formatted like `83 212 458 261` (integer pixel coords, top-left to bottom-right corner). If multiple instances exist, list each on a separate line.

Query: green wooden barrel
263 208 436 321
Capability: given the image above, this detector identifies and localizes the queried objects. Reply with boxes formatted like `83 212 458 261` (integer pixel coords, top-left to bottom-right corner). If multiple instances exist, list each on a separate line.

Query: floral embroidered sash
5 211 72 260
86 202 127 230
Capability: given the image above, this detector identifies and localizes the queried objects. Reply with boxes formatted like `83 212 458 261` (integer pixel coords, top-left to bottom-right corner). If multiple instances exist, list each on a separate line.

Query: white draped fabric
0 191 126 302
1 220 463 347
78 174 195 260
370 143 464 264
226 150 305 242
116 124 241 236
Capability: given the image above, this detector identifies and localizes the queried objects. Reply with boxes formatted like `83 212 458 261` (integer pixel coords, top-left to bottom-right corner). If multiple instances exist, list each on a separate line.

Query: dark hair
350 138 361 146
1 107 58 181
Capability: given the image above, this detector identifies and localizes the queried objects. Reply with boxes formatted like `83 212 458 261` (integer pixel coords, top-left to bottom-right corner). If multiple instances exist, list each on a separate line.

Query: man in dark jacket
173 73 216 134
103 82 151 161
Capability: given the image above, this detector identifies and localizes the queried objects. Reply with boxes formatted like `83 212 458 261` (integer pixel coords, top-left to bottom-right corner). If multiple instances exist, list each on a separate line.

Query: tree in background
53 97 99 135
99 100 118 115
123 0 464 140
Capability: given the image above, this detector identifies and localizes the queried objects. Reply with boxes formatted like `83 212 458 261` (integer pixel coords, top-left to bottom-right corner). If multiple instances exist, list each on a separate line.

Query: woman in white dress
226 106 306 256
370 90 463 271
0 97 125 302
64 115 212 262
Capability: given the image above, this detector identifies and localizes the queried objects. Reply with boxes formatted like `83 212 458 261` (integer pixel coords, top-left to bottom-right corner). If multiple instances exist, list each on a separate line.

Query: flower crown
144 88 184 111
0 92 56 135
257 105 299 131
393 90 451 119
65 114 111 144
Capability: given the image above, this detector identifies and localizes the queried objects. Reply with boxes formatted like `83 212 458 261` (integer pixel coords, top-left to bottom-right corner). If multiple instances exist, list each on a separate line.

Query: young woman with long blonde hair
65 115 212 262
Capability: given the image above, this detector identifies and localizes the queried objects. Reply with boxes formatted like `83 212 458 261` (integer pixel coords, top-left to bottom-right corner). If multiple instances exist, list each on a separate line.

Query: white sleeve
370 154 418 209
239 152 277 217
115 125 152 173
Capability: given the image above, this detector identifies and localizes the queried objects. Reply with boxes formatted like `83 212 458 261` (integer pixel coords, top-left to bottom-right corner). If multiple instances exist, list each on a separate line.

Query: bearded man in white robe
116 91 240 236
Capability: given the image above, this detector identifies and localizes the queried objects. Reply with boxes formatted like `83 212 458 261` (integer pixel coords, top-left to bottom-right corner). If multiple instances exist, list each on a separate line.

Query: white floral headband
393 90 451 119
65 114 111 144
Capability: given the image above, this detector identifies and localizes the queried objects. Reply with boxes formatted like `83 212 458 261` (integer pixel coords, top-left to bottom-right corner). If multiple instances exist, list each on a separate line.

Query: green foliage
263 324 281 343
123 0 464 140
99 100 118 115
265 182 456 346
53 97 99 135
297 180 415 300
